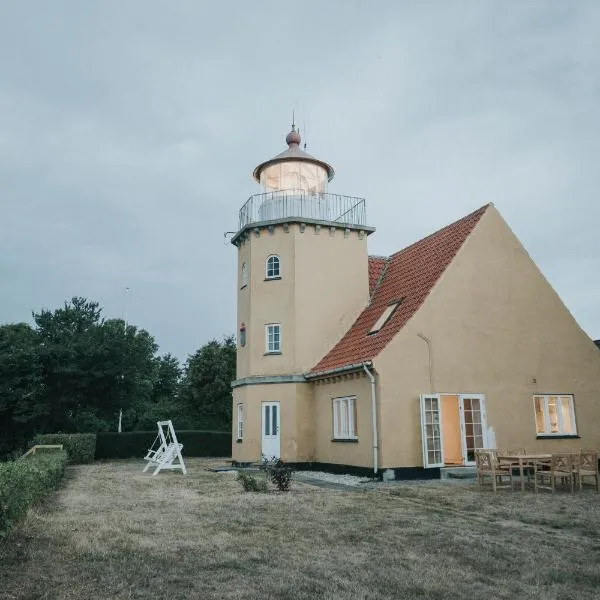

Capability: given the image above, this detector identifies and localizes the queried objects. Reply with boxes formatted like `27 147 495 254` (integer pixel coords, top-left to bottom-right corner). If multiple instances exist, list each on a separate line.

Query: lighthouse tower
231 125 375 464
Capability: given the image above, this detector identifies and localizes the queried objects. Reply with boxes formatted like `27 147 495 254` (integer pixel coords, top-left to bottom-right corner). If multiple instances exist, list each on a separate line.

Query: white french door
459 394 487 465
420 394 444 468
261 401 280 459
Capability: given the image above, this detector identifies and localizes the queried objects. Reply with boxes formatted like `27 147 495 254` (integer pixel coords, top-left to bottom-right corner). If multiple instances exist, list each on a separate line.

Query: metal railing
238 191 368 230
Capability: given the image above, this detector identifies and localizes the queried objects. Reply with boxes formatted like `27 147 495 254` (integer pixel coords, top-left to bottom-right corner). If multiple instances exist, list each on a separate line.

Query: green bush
237 472 268 493
0 450 68 535
260 456 293 492
95 430 231 459
33 434 96 464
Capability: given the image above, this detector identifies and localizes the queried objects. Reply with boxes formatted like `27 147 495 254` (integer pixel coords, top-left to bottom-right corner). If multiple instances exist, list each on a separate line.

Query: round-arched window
266 255 280 279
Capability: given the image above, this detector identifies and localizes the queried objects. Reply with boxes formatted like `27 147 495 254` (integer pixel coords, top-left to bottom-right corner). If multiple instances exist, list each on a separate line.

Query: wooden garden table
497 453 552 491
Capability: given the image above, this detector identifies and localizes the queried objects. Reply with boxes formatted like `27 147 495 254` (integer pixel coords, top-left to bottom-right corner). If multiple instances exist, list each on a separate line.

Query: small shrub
0 450 68 535
32 434 96 464
261 456 293 492
237 471 268 493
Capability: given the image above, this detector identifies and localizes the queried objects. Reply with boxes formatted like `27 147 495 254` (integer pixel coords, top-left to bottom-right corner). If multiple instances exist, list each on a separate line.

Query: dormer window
266 255 281 279
241 262 248 288
369 300 401 334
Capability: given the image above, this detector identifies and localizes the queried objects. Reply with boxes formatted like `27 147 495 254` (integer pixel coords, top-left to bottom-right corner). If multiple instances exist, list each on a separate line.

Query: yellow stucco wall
235 223 369 378
232 381 316 463
312 375 375 468
374 205 600 468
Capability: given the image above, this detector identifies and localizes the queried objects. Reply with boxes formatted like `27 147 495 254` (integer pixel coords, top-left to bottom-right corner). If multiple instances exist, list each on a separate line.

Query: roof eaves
306 360 373 380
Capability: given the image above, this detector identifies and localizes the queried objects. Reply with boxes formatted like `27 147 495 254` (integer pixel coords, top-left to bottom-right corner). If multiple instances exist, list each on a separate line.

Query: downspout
362 363 379 474
417 333 434 393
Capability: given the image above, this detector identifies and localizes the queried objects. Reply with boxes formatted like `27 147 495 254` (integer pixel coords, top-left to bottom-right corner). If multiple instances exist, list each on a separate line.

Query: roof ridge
369 257 391 302
390 204 490 259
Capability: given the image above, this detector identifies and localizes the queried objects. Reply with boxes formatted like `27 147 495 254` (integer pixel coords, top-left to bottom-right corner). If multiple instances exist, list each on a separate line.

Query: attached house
230 126 600 478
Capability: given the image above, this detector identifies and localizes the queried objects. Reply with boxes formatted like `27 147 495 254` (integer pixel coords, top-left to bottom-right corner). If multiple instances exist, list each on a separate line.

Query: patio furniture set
474 449 599 493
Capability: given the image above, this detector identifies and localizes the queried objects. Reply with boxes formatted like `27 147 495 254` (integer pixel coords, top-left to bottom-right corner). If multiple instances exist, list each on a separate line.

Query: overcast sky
1 1 598 361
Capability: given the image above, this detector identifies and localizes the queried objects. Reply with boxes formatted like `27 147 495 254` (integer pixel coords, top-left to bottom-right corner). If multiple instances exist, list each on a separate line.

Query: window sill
332 438 359 443
264 276 282 281
236 438 243 444
264 351 282 356
536 435 580 439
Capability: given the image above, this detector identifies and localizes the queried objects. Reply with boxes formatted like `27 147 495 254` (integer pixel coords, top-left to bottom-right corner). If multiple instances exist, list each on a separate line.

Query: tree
126 353 183 430
179 336 236 431
0 323 44 455
151 354 182 402
33 297 159 434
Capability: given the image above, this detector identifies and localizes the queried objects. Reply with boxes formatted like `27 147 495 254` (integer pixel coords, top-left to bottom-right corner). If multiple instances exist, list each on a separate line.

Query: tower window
241 262 248 288
265 324 281 354
266 255 281 279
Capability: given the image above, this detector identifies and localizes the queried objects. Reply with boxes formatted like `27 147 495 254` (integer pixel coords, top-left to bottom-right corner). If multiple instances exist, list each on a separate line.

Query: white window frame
241 262 248 288
265 255 281 279
332 396 357 440
265 323 281 353
237 404 244 440
369 301 400 334
533 394 577 436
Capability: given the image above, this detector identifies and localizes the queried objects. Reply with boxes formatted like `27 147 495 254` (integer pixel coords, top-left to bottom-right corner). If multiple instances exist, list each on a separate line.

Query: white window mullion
333 399 340 438
237 404 244 440
543 399 551 435
556 398 564 434
569 400 577 435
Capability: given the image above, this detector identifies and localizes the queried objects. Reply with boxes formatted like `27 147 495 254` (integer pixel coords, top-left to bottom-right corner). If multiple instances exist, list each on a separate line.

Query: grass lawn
1 458 599 599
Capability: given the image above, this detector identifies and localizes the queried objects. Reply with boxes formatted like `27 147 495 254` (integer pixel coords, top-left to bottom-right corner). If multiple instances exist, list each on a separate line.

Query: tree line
0 297 235 458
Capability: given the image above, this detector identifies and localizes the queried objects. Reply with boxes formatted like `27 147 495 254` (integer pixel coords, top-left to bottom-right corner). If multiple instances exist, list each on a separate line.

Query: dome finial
286 111 301 147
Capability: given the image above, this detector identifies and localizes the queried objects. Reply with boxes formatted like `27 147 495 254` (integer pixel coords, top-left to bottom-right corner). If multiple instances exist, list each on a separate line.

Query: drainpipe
417 333 434 393
362 363 379 474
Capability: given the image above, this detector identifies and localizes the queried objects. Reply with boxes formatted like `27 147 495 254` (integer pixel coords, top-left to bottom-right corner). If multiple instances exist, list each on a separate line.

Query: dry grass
1 459 600 599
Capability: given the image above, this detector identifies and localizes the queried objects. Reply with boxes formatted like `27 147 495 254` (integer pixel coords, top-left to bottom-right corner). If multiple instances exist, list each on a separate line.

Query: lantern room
252 126 335 195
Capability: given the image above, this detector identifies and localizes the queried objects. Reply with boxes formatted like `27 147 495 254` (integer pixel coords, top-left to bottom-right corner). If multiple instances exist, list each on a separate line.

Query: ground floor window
533 395 576 436
332 396 357 440
237 403 244 440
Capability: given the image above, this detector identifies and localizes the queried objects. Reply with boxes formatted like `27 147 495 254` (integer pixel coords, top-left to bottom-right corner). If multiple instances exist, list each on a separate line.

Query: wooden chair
475 450 513 492
576 450 599 492
534 453 575 493
494 449 520 476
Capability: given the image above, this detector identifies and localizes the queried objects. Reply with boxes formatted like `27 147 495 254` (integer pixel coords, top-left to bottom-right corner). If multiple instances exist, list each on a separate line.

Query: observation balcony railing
238 190 368 230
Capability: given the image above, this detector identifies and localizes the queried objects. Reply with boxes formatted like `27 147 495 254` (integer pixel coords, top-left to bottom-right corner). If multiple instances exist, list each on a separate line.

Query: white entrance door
459 394 487 465
420 394 444 468
261 401 280 460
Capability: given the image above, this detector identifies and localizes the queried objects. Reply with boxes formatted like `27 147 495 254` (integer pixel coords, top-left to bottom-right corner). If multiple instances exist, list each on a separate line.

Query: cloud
1 1 598 360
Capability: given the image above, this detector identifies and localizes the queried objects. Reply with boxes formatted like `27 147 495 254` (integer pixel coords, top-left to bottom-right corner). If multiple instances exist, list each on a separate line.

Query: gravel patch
294 471 375 487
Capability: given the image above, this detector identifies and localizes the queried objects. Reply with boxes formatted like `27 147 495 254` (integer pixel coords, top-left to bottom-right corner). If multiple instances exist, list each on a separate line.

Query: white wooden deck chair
142 420 187 475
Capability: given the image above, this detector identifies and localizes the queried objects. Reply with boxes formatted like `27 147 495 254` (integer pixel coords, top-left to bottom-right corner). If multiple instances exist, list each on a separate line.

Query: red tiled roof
368 256 388 295
310 204 490 375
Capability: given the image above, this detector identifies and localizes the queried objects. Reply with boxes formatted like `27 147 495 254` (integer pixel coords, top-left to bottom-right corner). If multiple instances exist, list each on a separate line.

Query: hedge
0 450 68 535
32 433 96 464
95 430 232 459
